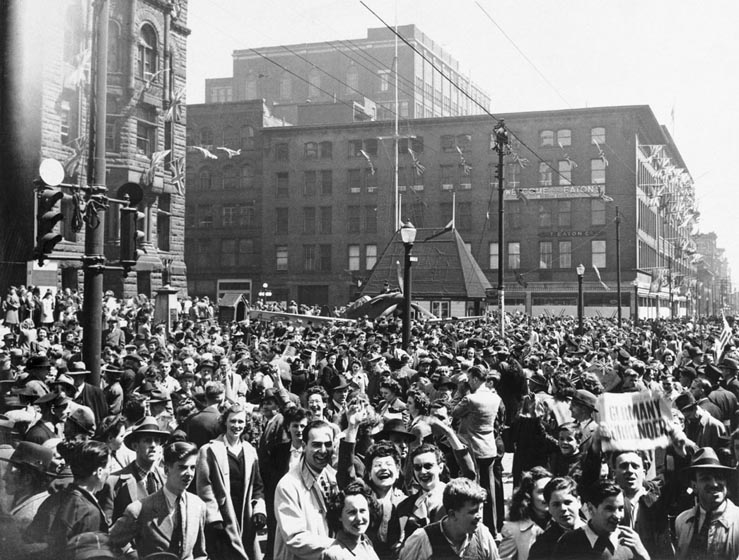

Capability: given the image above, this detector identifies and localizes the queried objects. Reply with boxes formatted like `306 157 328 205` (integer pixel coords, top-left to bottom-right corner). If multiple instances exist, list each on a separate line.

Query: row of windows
189 126 255 150
540 127 605 147
488 240 606 270
193 166 255 190
188 204 256 228
191 238 255 269
272 206 377 235
274 244 378 273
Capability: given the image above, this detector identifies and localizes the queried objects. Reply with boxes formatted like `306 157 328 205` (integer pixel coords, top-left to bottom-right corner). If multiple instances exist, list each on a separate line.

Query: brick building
204 25 491 122
185 102 701 318
0 0 190 297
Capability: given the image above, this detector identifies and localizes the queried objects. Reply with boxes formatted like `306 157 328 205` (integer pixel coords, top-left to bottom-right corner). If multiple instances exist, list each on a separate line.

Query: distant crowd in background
2 282 739 560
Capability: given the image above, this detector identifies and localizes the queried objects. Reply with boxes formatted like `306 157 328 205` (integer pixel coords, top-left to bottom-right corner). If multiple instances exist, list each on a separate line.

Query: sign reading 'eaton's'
504 184 606 200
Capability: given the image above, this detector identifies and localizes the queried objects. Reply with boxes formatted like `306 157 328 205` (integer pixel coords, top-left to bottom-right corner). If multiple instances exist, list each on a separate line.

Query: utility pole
81 0 108 386
492 121 509 337
616 206 622 328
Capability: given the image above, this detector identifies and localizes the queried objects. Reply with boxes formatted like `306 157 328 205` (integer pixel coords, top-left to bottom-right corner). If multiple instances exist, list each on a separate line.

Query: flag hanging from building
164 87 185 123
63 135 88 177
593 139 609 166
65 47 91 89
714 311 733 361
511 151 529 169
558 142 578 168
141 149 171 186
592 265 610 291
359 149 375 175
408 147 425 176
188 145 218 159
169 156 185 196
456 146 472 176
216 146 242 159
649 269 664 293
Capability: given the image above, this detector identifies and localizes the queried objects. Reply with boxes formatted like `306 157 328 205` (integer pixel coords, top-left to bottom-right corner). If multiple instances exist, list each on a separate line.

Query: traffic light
34 186 64 265
120 206 146 272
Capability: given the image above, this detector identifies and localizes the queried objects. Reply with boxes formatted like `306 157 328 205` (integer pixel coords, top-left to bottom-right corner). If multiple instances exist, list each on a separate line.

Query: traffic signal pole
82 0 108 387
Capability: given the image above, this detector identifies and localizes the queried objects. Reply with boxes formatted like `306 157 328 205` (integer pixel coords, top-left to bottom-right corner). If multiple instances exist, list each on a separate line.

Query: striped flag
715 312 733 361
592 265 609 291
408 147 425 176
359 149 375 175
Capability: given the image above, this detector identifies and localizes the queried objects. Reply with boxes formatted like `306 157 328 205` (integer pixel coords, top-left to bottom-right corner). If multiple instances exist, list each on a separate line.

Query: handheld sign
597 391 673 451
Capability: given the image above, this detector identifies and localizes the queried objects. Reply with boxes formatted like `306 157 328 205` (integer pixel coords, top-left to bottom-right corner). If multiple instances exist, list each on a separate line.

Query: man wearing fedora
100 416 169 522
110 441 207 560
675 447 739 559
721 356 739 402
68 361 108 426
675 392 727 450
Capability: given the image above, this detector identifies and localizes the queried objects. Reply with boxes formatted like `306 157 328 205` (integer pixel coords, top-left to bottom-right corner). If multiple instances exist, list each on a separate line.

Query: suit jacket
184 405 222 447
553 526 636 559
708 386 738 428
685 410 727 449
675 500 739 560
452 385 502 459
109 489 207 560
99 461 166 522
197 436 266 560
75 382 109 426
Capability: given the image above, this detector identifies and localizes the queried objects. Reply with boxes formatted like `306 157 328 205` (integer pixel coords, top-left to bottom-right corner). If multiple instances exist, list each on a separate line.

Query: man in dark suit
721 357 739 401
553 480 650 560
110 441 207 560
703 364 739 430
99 416 169 522
68 361 109 426
183 381 224 447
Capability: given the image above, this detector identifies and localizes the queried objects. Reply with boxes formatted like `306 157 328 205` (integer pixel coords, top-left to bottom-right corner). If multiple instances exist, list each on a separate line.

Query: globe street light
258 282 272 306
576 263 585 335
400 221 417 349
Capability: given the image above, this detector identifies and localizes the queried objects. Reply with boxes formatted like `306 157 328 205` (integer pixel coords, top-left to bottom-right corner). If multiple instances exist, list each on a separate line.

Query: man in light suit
110 441 208 560
274 419 338 560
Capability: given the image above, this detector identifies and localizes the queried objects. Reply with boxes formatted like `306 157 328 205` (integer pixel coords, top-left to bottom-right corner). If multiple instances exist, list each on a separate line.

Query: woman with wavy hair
499 466 552 560
197 402 267 559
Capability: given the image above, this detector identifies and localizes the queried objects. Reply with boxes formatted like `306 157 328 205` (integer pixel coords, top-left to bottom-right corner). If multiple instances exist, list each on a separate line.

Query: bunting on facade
511 151 529 169
593 265 609 291
558 141 578 168
169 156 185 196
188 145 218 159
359 149 375 175
164 86 185 123
408 147 425 176
593 139 608 166
141 149 171 186
216 146 242 159
456 146 472 176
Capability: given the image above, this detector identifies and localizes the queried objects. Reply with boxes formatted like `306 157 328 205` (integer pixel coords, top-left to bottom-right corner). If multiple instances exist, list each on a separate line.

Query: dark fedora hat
720 357 739 373
571 389 598 411
26 355 51 369
684 447 734 473
123 416 170 448
675 392 698 412
375 418 415 443
436 374 457 390
67 361 91 375
0 441 58 477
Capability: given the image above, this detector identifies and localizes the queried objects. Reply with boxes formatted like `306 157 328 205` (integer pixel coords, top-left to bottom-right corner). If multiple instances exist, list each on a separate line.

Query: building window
319 141 332 159
456 133 472 152
557 129 572 147
591 127 606 144
591 159 606 184
558 160 573 185
275 208 288 234
539 162 553 186
398 136 424 155
221 239 236 267
241 125 255 150
198 204 213 227
238 239 253 266
308 69 321 99
275 142 289 161
540 130 554 146
539 241 553 269
441 165 455 188
105 119 119 153
200 128 214 146
240 165 254 188
441 135 456 152
303 245 316 271
137 23 157 79
108 20 122 73
245 72 257 99
538 203 552 227
199 169 211 190
508 242 521 269
60 99 72 144
364 168 376 191
157 195 170 252
506 163 520 189
364 206 376 233
279 73 292 99
319 244 332 271
276 172 289 197
240 203 255 227
319 206 332 234
591 199 606 226
348 140 363 158
346 66 359 92
558 200 571 227
592 240 606 268
135 106 158 156
304 170 316 196
222 126 238 148
223 166 237 190
304 142 318 159
276 245 288 271
347 206 360 233
348 169 362 192
410 201 425 228
303 207 315 234
320 170 333 194
366 244 377 270
222 205 238 226
489 243 499 269
348 245 360 271
458 202 472 230
378 70 390 92
558 241 572 268
508 202 521 228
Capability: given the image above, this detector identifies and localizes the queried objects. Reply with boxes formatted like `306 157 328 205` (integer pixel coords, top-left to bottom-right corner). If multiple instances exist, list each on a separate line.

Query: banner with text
597 391 673 451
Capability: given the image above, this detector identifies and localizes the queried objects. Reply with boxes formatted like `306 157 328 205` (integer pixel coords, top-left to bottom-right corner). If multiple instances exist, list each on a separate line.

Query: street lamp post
576 263 585 335
258 282 272 306
400 221 417 350
492 120 510 337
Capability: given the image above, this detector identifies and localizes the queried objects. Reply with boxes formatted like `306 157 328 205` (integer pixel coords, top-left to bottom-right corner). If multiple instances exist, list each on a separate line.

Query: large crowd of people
2 285 739 560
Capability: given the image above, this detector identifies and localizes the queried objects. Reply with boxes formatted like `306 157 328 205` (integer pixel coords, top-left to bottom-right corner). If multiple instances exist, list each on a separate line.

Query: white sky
186 0 739 279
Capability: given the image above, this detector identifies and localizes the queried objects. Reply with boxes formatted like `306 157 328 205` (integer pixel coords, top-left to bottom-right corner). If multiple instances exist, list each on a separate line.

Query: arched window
211 170 222 190
200 127 213 146
346 66 359 93
241 165 254 188
199 169 211 190
108 20 122 73
138 23 158 79
222 125 238 147
279 73 292 99
223 166 237 190
245 72 257 99
241 125 254 150
308 69 321 100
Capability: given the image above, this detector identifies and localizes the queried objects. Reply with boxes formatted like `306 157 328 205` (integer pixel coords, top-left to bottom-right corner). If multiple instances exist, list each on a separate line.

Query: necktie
623 499 633 528
318 471 333 505
169 495 184 556
690 510 717 559
146 471 159 495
